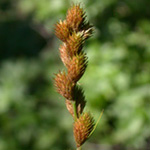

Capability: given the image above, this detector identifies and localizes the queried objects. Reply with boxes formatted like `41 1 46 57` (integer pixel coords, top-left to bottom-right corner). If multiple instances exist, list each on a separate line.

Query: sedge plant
54 3 103 150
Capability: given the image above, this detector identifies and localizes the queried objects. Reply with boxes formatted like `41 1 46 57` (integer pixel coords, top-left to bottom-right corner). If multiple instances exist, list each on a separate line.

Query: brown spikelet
54 71 74 100
67 53 88 83
66 4 86 31
55 20 70 42
73 112 95 147
65 32 84 57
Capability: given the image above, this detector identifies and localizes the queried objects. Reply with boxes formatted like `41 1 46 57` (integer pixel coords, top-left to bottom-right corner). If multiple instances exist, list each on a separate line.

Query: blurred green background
0 0 150 150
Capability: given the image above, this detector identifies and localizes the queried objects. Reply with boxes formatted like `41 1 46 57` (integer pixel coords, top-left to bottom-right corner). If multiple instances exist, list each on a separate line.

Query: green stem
73 101 78 120
77 146 82 150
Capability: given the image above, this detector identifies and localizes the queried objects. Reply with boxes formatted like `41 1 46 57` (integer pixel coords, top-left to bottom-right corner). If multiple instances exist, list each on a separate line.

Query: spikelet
66 4 86 31
73 112 95 147
65 32 84 57
67 53 88 83
54 71 74 100
55 20 70 42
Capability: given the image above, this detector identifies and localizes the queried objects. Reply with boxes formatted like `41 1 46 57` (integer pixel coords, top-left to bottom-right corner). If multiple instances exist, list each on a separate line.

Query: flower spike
73 112 95 147
54 3 100 149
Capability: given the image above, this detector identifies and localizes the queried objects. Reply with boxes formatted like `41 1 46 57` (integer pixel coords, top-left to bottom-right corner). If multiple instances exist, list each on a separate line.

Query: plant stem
77 146 82 150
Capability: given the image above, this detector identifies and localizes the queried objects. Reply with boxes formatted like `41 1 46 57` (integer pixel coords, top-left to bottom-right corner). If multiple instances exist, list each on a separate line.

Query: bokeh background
0 0 150 150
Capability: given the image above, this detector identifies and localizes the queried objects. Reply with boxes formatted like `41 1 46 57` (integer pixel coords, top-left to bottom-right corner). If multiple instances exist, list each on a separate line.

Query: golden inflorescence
54 4 95 148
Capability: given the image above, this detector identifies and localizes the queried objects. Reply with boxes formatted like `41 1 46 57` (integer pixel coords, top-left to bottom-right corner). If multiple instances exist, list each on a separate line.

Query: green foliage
0 0 150 149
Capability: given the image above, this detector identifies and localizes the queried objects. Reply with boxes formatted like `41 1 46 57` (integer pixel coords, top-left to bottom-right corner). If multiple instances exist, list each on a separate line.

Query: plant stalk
77 146 82 150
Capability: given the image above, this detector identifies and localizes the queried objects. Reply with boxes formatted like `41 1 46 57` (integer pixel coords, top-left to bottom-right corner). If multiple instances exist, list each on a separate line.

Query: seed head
66 4 86 31
73 112 95 147
55 20 70 42
65 32 84 57
54 71 74 100
67 53 88 83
